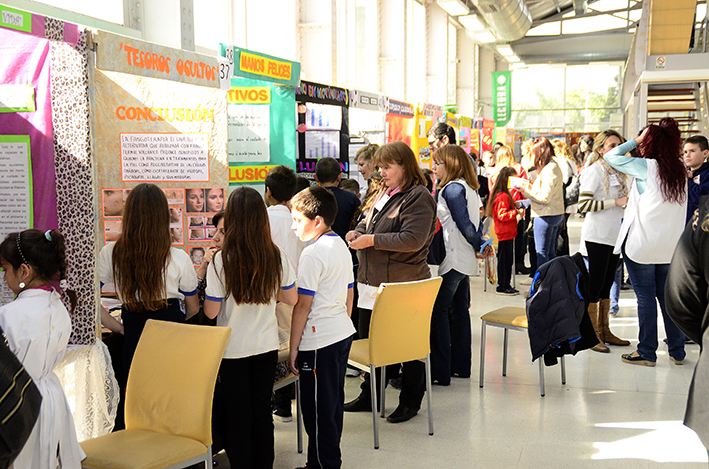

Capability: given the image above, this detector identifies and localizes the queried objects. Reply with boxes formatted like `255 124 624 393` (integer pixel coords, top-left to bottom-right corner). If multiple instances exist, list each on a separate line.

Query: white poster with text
227 104 270 163
0 136 32 241
120 133 210 182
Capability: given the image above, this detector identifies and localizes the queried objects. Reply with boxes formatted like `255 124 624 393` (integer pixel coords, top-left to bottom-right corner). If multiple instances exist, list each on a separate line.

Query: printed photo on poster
171 226 184 245
102 189 130 217
189 227 206 242
186 188 205 213
185 187 225 213
205 187 225 212
189 246 212 267
169 206 183 224
188 216 205 227
104 219 122 244
163 188 185 205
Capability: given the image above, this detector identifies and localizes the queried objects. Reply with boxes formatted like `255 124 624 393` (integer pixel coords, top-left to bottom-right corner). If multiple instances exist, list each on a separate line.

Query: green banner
492 71 511 127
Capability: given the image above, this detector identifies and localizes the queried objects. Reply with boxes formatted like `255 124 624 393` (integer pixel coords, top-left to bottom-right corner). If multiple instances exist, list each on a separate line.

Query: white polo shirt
206 248 296 359
297 234 356 351
98 243 199 301
267 204 305 270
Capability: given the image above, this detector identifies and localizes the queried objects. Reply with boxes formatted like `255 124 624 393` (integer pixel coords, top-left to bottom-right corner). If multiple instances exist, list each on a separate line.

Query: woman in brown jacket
344 141 437 424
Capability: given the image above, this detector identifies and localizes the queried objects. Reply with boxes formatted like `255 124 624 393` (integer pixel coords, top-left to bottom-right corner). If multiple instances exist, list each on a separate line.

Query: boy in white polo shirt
289 186 355 469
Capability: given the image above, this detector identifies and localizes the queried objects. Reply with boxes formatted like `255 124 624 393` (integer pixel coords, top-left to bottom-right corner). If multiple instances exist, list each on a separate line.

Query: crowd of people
4 117 709 468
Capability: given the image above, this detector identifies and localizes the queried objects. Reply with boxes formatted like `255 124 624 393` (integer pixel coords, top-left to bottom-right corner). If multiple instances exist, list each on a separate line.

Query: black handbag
0 325 42 469
427 219 446 266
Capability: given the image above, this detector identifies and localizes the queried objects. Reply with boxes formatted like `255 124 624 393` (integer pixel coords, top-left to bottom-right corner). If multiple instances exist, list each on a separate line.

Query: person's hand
635 127 650 145
345 230 360 243
615 197 628 208
202 247 219 266
348 234 374 250
289 348 299 376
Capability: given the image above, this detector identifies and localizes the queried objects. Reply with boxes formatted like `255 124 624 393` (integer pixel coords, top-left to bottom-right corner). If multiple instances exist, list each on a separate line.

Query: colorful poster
0 135 32 239
305 131 340 159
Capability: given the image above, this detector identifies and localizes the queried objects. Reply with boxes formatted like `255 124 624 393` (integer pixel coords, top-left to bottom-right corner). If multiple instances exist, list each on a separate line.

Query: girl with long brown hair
605 118 688 367
98 183 199 379
429 144 485 385
204 186 297 468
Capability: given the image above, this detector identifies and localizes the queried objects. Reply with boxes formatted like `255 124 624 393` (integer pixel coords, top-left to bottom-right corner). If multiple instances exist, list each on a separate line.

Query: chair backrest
124 320 230 446
368 277 443 367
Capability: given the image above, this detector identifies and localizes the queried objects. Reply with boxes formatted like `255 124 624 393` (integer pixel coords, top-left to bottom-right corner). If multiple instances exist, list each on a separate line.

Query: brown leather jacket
355 184 436 287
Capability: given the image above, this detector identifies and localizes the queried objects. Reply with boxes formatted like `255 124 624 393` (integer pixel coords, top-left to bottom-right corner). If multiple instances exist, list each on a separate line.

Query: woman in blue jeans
605 118 688 366
430 145 486 385
516 138 565 268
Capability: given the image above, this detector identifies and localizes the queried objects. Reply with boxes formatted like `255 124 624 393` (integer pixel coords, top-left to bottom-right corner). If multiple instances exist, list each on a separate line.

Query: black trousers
357 308 426 410
497 239 514 289
585 241 619 303
515 213 528 267
219 350 278 469
298 336 353 469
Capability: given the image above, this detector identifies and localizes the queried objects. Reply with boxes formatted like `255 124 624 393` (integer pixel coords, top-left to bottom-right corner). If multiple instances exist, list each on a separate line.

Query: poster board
92 42 228 253
458 115 472 153
386 99 415 147
295 81 349 181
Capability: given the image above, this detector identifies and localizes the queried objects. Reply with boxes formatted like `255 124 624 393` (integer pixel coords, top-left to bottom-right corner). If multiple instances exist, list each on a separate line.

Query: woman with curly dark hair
605 118 688 367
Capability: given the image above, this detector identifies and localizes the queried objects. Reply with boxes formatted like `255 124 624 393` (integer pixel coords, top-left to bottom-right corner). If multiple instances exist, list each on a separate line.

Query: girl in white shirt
0 229 85 468
204 186 297 468
98 183 199 380
578 130 631 353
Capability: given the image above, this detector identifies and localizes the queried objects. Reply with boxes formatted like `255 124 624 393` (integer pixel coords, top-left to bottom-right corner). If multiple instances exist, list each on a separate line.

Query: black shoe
343 396 372 412
389 377 402 390
515 265 531 275
432 379 450 386
386 405 418 423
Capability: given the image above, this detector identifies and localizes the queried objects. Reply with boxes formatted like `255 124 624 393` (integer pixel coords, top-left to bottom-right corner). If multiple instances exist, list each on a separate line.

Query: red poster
386 114 412 146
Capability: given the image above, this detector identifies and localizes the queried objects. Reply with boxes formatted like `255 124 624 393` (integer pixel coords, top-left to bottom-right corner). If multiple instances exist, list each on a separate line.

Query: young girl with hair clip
429 144 487 385
0 229 85 468
487 166 523 295
98 183 199 380
605 117 688 367
204 186 297 468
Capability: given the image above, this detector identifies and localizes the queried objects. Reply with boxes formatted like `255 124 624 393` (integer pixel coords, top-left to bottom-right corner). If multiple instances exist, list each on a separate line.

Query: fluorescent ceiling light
505 54 521 63
458 14 486 31
497 45 515 56
474 30 497 43
437 0 469 16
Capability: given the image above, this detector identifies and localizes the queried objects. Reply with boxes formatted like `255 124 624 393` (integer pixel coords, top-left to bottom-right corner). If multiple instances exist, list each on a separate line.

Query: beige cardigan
522 159 565 217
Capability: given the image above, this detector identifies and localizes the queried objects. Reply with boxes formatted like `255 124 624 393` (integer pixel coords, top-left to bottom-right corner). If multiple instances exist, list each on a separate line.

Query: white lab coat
0 288 85 468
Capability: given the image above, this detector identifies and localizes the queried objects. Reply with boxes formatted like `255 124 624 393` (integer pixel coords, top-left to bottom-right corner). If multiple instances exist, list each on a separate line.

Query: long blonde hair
432 145 480 190
496 144 517 168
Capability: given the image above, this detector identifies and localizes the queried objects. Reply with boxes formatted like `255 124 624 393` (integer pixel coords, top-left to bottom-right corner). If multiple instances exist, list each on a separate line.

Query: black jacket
526 254 599 365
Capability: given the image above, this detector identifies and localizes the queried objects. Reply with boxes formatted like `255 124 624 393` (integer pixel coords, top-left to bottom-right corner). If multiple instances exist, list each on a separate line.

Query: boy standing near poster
289 186 355 469
264 165 304 422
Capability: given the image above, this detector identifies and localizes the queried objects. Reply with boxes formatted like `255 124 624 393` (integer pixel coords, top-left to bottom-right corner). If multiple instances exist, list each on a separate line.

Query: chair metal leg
380 366 386 418
296 378 303 453
502 328 509 377
561 355 566 385
425 354 434 436
538 359 545 397
479 321 486 388
369 364 379 449
483 257 488 292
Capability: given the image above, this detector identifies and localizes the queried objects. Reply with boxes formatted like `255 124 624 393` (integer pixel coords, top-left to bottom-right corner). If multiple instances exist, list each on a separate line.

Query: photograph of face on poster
103 189 131 217
169 206 183 224
170 226 184 245
104 219 122 243
163 188 185 205
189 227 206 242
185 187 225 213
189 246 208 267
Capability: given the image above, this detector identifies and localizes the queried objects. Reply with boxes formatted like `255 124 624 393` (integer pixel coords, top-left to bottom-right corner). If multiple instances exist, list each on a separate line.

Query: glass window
355 0 378 92
32 0 123 24
447 22 457 104
194 0 227 52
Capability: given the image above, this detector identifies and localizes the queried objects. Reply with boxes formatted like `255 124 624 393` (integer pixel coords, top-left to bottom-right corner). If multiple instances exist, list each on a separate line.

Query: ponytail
47 230 77 313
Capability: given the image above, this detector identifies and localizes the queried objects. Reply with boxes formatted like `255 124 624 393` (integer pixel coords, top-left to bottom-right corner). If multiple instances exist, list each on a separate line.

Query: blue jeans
430 269 471 384
622 251 685 362
533 214 563 268
610 259 623 314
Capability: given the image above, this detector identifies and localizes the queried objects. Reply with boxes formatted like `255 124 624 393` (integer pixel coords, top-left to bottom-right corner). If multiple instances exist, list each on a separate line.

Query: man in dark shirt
314 158 361 239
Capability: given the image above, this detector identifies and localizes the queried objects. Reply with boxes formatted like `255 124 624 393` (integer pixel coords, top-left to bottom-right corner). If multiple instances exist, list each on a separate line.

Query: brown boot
599 298 630 346
588 302 610 353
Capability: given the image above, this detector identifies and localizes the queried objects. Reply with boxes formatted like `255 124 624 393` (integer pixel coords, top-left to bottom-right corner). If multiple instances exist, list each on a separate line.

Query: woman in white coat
0 229 85 468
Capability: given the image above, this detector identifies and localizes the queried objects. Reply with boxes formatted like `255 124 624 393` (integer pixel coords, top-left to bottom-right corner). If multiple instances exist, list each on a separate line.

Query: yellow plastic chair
478 306 566 397
348 277 443 449
81 320 230 469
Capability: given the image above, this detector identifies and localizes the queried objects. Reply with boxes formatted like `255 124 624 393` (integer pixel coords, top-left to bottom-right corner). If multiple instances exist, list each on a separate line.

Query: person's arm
367 189 437 253
577 166 627 212
278 283 298 305
604 138 648 181
204 252 224 320
277 249 298 305
184 294 199 320
441 183 486 251
100 307 123 334
204 299 221 320
666 217 708 344
521 163 558 205
346 284 354 317
289 293 313 376
493 194 519 223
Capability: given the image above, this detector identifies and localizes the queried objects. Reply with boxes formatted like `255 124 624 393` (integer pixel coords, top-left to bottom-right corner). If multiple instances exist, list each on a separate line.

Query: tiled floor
236 218 708 468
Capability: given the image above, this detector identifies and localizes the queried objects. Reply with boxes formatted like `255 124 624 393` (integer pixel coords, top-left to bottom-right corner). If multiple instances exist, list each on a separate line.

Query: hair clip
45 230 52 242
16 232 29 266
59 279 69 290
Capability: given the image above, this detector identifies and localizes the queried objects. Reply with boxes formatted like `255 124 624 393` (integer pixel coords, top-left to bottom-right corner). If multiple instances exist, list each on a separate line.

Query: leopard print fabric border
44 17 64 42
50 31 96 346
